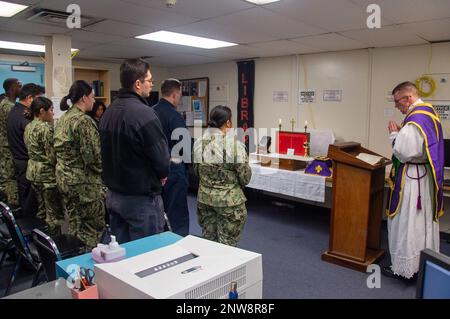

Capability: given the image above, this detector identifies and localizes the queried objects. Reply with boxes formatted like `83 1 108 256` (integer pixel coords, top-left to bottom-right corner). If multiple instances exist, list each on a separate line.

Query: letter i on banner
237 60 255 153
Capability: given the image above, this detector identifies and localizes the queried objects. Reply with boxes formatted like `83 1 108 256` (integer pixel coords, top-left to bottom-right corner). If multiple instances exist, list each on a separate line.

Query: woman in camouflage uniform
24 97 64 236
193 105 252 247
54 80 105 249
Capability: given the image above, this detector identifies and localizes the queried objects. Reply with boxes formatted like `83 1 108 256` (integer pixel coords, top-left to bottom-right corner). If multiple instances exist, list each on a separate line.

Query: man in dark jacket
6 83 45 217
99 58 170 243
154 78 190 236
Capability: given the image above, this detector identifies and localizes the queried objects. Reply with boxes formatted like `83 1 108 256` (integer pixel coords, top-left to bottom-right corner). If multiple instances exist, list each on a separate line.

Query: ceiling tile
210 7 326 39
400 18 450 42
83 20 153 38
340 25 429 47
77 44 144 59
34 0 198 28
350 0 450 24
265 0 369 32
2 0 40 5
292 33 368 51
1 20 69 36
121 0 254 20
67 29 125 44
168 20 277 44
0 30 44 44
249 40 317 56
113 38 219 56
146 53 224 67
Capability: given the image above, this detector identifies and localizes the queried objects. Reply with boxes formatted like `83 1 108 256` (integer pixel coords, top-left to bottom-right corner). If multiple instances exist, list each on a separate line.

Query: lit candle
279 118 282 125
305 120 308 126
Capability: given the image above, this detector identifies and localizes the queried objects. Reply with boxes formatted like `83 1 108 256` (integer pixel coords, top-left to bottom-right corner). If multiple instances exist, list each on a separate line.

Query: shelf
73 67 111 105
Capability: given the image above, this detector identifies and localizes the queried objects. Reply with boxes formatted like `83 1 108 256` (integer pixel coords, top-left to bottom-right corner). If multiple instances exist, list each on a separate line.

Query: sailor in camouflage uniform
0 79 21 207
24 97 64 236
54 80 105 249
193 105 252 247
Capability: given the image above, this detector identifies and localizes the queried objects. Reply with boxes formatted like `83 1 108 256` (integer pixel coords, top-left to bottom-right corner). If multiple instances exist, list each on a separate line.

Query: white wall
5 42 450 158
167 61 237 136
168 43 450 158
370 43 450 157
297 50 371 145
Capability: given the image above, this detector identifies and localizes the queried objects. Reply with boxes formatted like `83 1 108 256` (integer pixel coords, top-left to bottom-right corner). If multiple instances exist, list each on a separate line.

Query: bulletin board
178 77 209 127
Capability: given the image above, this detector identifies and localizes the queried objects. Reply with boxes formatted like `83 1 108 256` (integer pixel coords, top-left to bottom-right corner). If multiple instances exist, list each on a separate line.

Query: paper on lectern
356 153 384 165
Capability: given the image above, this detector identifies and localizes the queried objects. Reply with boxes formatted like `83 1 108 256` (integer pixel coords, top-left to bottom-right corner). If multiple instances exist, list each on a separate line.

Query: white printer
94 235 263 299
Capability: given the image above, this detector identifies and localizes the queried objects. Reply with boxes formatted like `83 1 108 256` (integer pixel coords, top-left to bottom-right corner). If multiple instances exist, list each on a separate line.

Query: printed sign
323 90 343 102
435 104 450 120
273 91 288 103
299 90 316 104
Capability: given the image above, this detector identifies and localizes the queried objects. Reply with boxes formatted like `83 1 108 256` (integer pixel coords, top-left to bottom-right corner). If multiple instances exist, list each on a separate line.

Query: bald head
392 81 419 97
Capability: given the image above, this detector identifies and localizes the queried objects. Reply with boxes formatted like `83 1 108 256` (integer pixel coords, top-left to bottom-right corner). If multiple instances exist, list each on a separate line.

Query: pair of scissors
80 267 95 286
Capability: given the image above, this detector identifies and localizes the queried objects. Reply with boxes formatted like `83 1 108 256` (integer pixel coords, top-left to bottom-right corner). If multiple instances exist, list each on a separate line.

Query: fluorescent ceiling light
0 40 78 53
0 1 28 17
245 0 280 5
136 31 237 49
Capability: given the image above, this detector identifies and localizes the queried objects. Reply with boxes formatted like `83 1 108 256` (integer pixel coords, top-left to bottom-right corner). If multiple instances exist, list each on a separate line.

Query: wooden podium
321 142 388 272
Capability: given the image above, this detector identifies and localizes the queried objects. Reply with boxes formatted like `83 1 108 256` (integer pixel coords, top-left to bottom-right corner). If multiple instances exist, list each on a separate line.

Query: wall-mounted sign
273 91 288 103
299 90 316 104
435 104 450 120
323 89 343 102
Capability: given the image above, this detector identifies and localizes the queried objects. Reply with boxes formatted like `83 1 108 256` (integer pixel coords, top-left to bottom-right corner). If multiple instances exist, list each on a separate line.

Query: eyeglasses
141 78 154 84
394 95 410 104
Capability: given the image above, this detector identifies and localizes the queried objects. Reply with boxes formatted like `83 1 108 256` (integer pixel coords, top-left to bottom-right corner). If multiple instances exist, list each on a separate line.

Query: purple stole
386 103 444 221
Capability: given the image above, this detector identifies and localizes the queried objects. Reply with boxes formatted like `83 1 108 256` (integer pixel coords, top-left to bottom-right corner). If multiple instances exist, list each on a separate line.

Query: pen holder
71 284 99 299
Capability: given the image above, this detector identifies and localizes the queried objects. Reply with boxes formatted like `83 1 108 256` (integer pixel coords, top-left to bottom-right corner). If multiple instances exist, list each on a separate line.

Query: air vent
26 8 102 28
185 266 246 299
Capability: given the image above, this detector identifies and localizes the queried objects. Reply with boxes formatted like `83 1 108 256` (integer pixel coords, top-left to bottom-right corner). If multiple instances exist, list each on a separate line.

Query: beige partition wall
166 43 450 158
370 43 450 157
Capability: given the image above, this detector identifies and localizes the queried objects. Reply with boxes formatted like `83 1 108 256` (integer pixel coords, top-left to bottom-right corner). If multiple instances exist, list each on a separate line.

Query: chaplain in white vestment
385 81 443 279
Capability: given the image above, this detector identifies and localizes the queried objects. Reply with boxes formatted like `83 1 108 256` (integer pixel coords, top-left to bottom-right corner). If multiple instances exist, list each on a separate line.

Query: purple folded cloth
305 157 332 177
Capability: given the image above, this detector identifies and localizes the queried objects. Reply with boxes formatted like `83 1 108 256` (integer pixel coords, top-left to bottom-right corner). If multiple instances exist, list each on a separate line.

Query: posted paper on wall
299 90 316 104
198 81 207 98
273 91 288 103
179 96 192 112
435 104 450 120
323 90 342 102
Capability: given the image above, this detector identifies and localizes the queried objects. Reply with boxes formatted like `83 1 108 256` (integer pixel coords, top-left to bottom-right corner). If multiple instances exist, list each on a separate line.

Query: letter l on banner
237 60 255 152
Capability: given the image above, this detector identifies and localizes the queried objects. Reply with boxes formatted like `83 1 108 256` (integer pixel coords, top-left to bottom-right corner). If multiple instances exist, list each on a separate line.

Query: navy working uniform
6 102 38 217
193 130 252 246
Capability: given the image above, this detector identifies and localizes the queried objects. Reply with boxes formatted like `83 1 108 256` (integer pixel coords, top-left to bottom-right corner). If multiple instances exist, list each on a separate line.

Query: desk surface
56 231 182 279
3 278 71 299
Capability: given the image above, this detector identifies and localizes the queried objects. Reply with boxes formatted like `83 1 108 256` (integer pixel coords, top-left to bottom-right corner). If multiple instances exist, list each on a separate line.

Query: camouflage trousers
31 182 65 237
59 183 105 250
0 147 18 208
197 202 247 247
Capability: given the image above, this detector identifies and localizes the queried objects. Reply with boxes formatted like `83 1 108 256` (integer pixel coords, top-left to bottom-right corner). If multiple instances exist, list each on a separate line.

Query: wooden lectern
322 142 388 272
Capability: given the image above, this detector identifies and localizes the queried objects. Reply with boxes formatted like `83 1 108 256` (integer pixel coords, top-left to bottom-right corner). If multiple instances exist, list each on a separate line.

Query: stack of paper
356 153 384 165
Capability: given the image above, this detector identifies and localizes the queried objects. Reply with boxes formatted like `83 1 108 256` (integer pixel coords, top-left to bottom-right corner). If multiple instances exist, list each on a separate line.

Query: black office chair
0 202 42 296
0 202 48 270
31 229 85 282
